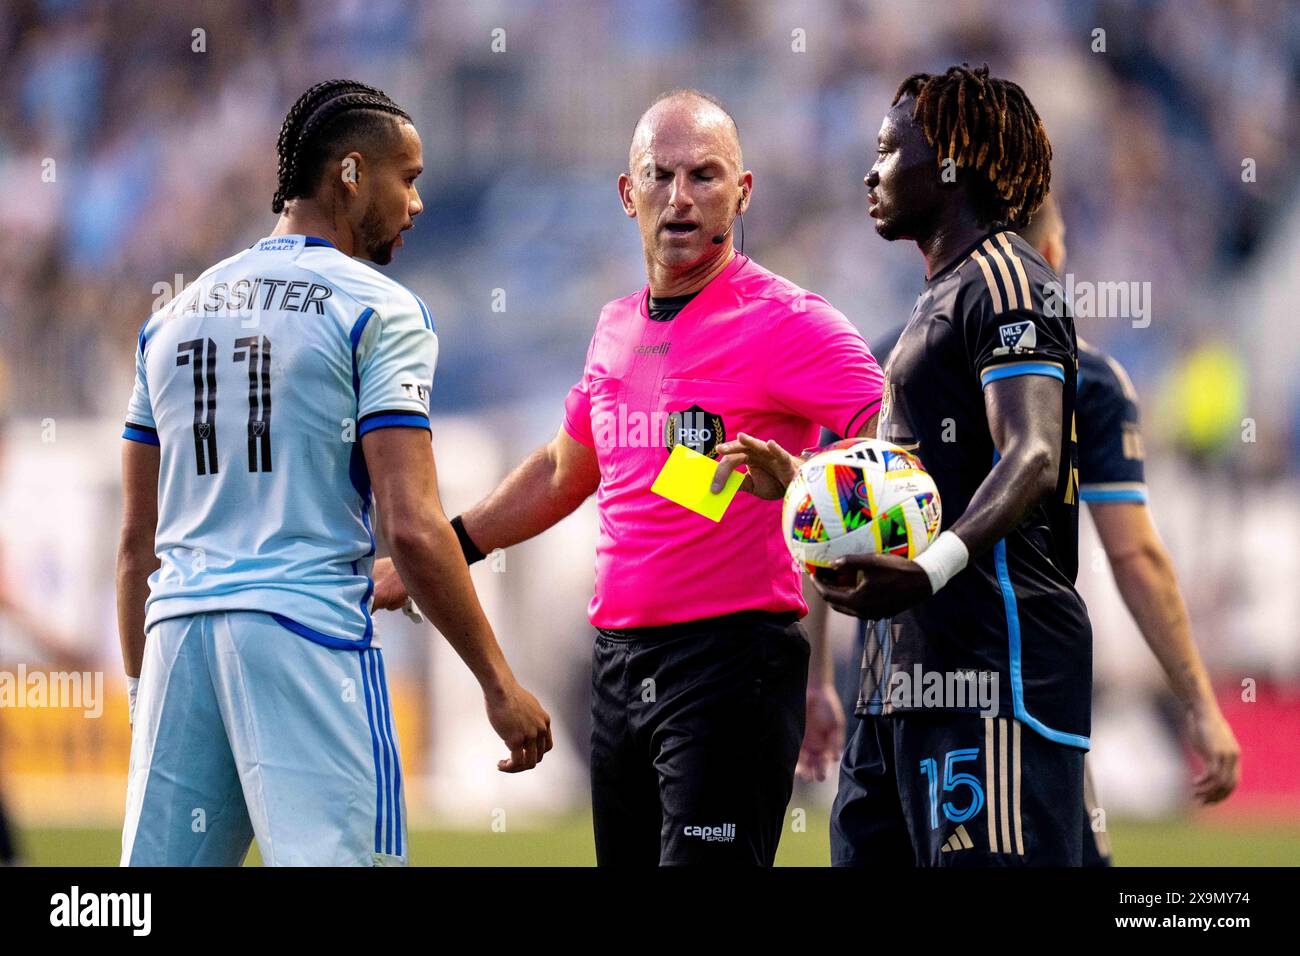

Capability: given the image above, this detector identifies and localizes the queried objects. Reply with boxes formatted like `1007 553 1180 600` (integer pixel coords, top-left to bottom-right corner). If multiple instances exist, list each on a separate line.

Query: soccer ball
781 438 942 572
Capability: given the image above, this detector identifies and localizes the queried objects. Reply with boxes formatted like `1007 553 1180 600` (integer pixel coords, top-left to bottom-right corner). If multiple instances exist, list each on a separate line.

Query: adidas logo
940 824 974 853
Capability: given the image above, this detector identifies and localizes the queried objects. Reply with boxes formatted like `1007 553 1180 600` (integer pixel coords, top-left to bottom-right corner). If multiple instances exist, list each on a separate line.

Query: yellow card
650 444 744 522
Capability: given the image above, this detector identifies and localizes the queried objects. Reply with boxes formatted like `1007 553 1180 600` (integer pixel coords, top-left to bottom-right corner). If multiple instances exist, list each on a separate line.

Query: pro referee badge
664 404 726 457
651 444 743 522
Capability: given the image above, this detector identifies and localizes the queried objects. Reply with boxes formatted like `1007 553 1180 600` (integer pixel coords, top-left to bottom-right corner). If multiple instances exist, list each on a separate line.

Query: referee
376 89 884 865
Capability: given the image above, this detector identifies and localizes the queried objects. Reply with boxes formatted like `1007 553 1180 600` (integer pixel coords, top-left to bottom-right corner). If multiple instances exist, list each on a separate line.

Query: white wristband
127 676 140 726
914 531 969 595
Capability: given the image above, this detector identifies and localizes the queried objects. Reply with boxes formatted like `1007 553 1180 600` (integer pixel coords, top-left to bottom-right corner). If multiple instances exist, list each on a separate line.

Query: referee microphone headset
711 187 747 251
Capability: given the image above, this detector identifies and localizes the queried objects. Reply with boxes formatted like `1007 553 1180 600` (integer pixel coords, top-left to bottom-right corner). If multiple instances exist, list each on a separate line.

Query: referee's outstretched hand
371 556 408 611
712 432 800 499
812 553 932 620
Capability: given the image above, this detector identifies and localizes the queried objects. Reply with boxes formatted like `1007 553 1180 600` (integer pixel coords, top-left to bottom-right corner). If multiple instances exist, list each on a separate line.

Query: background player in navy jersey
116 81 551 866
716 64 1089 865
1019 197 1240 862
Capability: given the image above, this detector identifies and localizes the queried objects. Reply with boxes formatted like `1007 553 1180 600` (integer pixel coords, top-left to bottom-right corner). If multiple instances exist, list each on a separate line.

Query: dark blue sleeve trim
357 413 431 436
123 424 160 446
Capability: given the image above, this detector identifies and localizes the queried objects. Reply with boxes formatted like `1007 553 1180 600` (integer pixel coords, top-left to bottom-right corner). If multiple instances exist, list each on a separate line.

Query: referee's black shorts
589 611 809 866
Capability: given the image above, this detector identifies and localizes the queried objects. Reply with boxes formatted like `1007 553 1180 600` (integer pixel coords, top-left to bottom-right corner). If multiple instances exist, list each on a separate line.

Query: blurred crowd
0 0 1297 470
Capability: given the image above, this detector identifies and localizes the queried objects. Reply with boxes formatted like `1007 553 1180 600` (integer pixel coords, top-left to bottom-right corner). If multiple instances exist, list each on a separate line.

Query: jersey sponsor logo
683 823 736 843
633 342 671 355
663 403 725 457
995 319 1037 352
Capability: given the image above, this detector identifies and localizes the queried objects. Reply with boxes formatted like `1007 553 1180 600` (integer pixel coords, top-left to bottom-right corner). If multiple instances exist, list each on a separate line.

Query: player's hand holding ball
813 553 932 619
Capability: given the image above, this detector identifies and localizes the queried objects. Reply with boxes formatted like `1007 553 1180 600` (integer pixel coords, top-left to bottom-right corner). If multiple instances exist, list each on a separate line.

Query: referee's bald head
629 89 743 173
620 88 752 276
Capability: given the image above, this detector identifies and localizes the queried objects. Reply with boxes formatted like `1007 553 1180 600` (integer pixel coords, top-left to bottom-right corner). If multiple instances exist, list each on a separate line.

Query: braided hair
271 80 411 214
892 64 1052 228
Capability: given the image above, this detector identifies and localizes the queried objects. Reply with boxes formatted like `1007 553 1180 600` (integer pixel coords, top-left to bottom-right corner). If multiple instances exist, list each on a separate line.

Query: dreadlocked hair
271 79 411 214
892 64 1051 228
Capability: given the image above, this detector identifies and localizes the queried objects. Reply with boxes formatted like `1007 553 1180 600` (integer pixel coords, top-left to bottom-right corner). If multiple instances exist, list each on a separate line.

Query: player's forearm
462 442 590 553
802 575 834 686
115 542 158 678
387 518 515 694
949 442 1056 559
1109 543 1215 712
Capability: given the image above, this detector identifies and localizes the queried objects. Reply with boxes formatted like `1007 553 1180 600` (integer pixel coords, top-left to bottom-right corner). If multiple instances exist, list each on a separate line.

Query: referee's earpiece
712 190 748 245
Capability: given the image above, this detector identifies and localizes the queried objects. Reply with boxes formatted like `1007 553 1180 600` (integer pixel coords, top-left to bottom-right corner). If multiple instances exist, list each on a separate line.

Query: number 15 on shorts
919 748 986 829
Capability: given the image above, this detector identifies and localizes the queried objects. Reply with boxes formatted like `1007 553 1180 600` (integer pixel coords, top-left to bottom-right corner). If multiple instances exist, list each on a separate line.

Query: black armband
451 515 487 566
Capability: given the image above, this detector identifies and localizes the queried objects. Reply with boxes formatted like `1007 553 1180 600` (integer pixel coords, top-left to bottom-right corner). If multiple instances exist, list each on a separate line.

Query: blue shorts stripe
375 651 403 857
368 650 394 855
359 650 385 855
991 449 1090 751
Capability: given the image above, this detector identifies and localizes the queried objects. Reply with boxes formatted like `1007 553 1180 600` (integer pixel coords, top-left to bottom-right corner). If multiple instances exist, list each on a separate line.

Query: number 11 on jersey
176 335 274 476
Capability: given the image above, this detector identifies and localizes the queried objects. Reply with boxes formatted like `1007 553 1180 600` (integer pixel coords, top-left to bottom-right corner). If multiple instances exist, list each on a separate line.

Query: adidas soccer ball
781 438 942 571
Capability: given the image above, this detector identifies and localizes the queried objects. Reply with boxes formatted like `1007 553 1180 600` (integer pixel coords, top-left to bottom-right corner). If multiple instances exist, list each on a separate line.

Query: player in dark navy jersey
807 195 1240 867
717 64 1088 865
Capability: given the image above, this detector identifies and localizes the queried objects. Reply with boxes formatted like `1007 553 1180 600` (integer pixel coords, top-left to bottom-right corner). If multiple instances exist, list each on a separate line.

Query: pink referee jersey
563 254 885 629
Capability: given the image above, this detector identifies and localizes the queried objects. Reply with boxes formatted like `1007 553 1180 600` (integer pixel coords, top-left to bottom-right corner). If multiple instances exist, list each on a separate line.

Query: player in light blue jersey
116 80 552 866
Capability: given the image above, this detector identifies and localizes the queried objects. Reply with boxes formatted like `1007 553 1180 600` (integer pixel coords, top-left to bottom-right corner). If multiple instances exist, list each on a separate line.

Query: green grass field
19 816 1300 866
